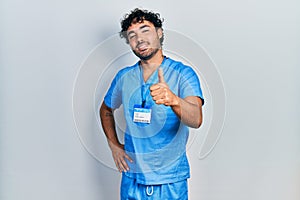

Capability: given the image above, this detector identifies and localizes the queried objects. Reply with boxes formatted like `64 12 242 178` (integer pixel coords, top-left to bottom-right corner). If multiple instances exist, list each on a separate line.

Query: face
126 20 163 60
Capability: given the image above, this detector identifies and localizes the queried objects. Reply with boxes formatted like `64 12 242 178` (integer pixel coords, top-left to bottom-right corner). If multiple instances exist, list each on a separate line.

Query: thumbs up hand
150 68 179 106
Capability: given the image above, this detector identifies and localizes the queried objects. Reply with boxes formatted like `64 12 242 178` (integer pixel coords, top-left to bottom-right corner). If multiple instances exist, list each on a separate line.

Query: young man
100 8 204 200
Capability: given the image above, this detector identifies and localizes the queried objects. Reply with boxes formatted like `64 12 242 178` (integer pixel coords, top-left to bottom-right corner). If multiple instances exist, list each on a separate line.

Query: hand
109 142 133 173
150 68 179 106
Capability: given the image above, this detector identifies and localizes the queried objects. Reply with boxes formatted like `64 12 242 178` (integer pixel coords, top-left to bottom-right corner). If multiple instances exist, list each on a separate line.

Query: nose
136 32 144 43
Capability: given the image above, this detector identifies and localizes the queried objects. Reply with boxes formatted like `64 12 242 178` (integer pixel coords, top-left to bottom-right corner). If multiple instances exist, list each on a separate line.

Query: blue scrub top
104 57 204 185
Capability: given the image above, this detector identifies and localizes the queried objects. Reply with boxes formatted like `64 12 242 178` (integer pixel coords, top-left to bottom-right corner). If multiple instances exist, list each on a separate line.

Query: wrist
171 95 180 107
108 140 121 149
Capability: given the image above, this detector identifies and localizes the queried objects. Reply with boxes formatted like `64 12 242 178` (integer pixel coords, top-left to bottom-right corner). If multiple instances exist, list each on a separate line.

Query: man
100 8 204 200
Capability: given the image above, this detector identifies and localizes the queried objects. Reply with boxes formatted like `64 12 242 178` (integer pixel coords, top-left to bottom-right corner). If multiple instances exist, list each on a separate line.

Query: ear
157 28 163 39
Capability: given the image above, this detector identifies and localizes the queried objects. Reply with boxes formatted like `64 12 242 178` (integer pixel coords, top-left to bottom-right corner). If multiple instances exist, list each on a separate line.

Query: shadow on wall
73 29 130 200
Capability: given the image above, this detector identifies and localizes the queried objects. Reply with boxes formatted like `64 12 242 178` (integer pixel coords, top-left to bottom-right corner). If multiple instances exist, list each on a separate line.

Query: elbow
187 110 203 129
194 118 203 129
195 107 203 128
99 102 112 119
192 113 203 128
99 103 105 119
193 100 203 129
187 118 202 129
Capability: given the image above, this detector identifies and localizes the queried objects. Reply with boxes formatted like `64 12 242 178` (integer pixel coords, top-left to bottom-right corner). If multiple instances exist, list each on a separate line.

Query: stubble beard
132 46 160 61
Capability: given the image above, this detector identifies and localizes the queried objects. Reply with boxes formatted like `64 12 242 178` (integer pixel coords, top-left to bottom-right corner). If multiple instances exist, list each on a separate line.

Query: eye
128 34 136 40
142 28 149 33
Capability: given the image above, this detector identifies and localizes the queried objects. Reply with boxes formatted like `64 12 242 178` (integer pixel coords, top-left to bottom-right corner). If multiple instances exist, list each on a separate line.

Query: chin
134 48 159 61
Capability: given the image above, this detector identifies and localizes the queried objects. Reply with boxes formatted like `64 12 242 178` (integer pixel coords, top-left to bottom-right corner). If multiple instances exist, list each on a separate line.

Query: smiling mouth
137 42 149 51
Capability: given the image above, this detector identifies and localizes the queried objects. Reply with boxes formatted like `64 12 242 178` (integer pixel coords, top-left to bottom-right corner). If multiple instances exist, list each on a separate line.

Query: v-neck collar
138 56 168 85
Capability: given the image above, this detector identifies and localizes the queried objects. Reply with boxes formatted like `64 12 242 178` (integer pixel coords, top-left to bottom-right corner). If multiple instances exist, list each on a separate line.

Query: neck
140 50 164 82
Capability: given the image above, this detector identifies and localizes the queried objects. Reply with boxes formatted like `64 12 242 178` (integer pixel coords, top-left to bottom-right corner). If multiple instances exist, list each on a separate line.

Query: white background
1 0 300 199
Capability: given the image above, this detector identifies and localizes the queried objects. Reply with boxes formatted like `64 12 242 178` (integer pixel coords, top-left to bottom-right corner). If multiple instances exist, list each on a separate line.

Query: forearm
99 103 121 147
171 96 203 128
100 102 132 172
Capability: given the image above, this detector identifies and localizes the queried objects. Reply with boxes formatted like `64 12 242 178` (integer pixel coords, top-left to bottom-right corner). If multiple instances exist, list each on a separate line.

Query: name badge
133 105 151 123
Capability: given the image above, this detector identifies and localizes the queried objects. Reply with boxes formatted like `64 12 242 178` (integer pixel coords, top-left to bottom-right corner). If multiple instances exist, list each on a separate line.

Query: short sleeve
179 66 204 105
104 71 123 109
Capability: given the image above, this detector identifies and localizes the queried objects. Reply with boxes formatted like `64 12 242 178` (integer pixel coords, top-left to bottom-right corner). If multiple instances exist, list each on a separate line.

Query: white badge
133 105 152 123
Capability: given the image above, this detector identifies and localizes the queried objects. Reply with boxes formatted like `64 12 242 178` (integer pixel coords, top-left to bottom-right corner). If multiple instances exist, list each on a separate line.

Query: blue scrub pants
121 175 188 200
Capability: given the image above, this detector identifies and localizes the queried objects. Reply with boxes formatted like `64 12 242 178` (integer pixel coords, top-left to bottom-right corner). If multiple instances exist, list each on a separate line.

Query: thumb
158 68 165 83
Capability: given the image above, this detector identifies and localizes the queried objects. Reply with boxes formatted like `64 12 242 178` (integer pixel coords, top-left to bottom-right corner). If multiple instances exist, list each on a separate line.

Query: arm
150 68 203 128
171 96 203 128
99 102 132 172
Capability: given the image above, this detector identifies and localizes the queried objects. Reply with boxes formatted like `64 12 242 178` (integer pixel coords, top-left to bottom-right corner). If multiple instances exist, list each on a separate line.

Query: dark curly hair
120 8 164 45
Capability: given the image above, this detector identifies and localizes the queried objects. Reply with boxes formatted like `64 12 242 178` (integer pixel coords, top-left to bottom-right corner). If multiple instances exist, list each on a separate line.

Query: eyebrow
140 25 150 30
127 25 151 36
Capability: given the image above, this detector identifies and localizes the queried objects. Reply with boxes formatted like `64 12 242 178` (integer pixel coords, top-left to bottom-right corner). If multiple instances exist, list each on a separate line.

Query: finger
155 98 166 105
117 158 127 172
120 158 129 172
155 92 173 104
150 84 161 91
158 68 165 83
124 153 133 163
150 88 163 96
113 158 122 173
152 93 165 101
152 86 168 97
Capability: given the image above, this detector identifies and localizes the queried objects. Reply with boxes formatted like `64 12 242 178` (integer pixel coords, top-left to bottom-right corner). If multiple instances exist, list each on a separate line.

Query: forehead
127 20 155 32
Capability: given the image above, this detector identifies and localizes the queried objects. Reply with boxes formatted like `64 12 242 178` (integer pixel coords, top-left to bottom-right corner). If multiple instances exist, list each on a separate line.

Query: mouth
137 42 149 52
